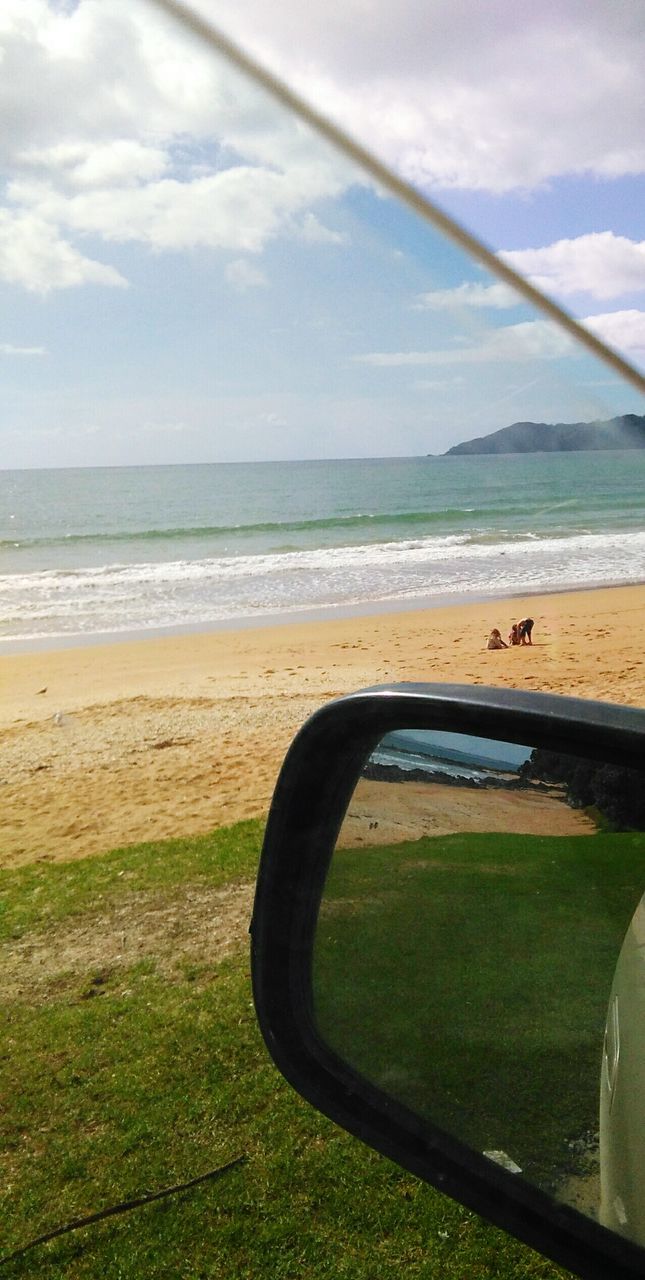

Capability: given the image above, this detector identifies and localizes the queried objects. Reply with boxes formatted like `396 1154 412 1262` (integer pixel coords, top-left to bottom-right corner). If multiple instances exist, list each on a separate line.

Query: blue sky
1 0 644 468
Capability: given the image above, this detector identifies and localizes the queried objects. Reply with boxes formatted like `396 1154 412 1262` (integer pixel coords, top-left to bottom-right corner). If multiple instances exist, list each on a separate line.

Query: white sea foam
2 528 644 643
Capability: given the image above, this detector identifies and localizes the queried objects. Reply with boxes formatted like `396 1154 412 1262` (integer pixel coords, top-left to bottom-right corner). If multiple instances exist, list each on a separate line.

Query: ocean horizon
2 452 645 649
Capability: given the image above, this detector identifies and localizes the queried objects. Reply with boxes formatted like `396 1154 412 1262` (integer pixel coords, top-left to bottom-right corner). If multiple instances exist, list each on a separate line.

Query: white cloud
193 0 645 192
0 1 227 158
0 1 352 292
298 212 347 244
0 341 46 355
21 140 169 188
414 281 519 310
1 0 643 323
225 258 268 290
9 160 343 254
356 308 645 369
501 233 645 301
0 209 128 291
581 309 645 358
354 319 572 366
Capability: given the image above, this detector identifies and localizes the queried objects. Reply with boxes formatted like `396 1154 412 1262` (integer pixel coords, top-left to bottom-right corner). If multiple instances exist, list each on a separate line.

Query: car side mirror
251 684 645 1280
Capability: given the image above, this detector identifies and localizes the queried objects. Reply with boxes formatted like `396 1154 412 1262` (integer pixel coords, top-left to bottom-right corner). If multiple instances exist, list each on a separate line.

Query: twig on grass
0 1155 246 1268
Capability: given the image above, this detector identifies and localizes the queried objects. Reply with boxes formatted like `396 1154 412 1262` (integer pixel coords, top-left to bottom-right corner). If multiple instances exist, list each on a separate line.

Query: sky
1 0 644 468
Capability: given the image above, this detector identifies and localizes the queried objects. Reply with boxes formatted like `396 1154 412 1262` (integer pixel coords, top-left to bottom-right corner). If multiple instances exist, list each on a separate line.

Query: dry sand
1 584 644 870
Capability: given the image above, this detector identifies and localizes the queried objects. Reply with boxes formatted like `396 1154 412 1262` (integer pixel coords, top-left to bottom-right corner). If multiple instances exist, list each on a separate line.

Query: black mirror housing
251 685 645 1280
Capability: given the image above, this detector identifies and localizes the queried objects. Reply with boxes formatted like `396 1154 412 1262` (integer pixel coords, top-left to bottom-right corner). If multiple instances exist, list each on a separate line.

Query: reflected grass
314 830 645 1192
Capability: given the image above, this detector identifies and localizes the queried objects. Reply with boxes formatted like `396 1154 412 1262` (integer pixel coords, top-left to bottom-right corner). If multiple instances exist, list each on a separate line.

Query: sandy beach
1 583 644 870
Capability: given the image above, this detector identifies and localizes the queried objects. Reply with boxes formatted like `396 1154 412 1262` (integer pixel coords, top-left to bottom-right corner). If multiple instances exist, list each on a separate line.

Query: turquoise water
1 452 644 643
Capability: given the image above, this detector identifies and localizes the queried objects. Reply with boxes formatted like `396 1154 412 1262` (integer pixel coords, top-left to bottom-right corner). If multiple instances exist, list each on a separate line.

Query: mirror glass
313 727 645 1249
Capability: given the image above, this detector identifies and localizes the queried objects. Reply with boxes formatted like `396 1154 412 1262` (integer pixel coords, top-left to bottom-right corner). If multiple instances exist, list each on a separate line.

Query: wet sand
1 584 644 869
339 777 597 847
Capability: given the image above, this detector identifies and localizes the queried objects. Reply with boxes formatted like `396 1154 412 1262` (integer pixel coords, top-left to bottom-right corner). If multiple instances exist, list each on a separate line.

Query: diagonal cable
0 1157 246 1269
147 0 644 397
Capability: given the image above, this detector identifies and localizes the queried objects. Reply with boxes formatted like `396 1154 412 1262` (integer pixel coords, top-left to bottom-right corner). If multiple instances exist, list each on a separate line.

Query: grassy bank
2 822 568 1278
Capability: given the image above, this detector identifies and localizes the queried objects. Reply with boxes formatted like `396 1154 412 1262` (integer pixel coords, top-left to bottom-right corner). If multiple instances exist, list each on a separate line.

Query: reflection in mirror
313 728 645 1249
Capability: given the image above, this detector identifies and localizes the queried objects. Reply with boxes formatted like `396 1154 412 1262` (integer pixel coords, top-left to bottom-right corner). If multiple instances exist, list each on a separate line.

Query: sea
374 728 531 783
1 451 645 649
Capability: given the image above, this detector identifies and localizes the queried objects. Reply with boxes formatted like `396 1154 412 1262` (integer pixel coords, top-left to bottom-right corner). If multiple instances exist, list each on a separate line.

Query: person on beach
487 628 508 650
509 623 521 645
518 617 534 645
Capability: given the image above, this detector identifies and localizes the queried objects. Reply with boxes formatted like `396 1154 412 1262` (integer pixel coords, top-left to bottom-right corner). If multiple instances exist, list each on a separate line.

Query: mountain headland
445 413 645 456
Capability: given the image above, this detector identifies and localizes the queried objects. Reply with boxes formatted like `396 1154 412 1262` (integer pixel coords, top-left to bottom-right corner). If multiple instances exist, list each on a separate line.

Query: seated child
487 628 508 650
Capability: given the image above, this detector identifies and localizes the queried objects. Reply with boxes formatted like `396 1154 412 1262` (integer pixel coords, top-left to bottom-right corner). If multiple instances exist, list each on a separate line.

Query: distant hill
444 413 645 456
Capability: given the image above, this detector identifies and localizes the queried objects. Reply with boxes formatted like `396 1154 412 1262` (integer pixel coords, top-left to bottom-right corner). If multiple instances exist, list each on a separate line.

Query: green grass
315 829 645 1192
1 822 571 1278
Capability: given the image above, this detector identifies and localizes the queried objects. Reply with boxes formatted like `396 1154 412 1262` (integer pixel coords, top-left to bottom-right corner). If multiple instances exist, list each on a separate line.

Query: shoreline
2 576 644 658
1 582 644 870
